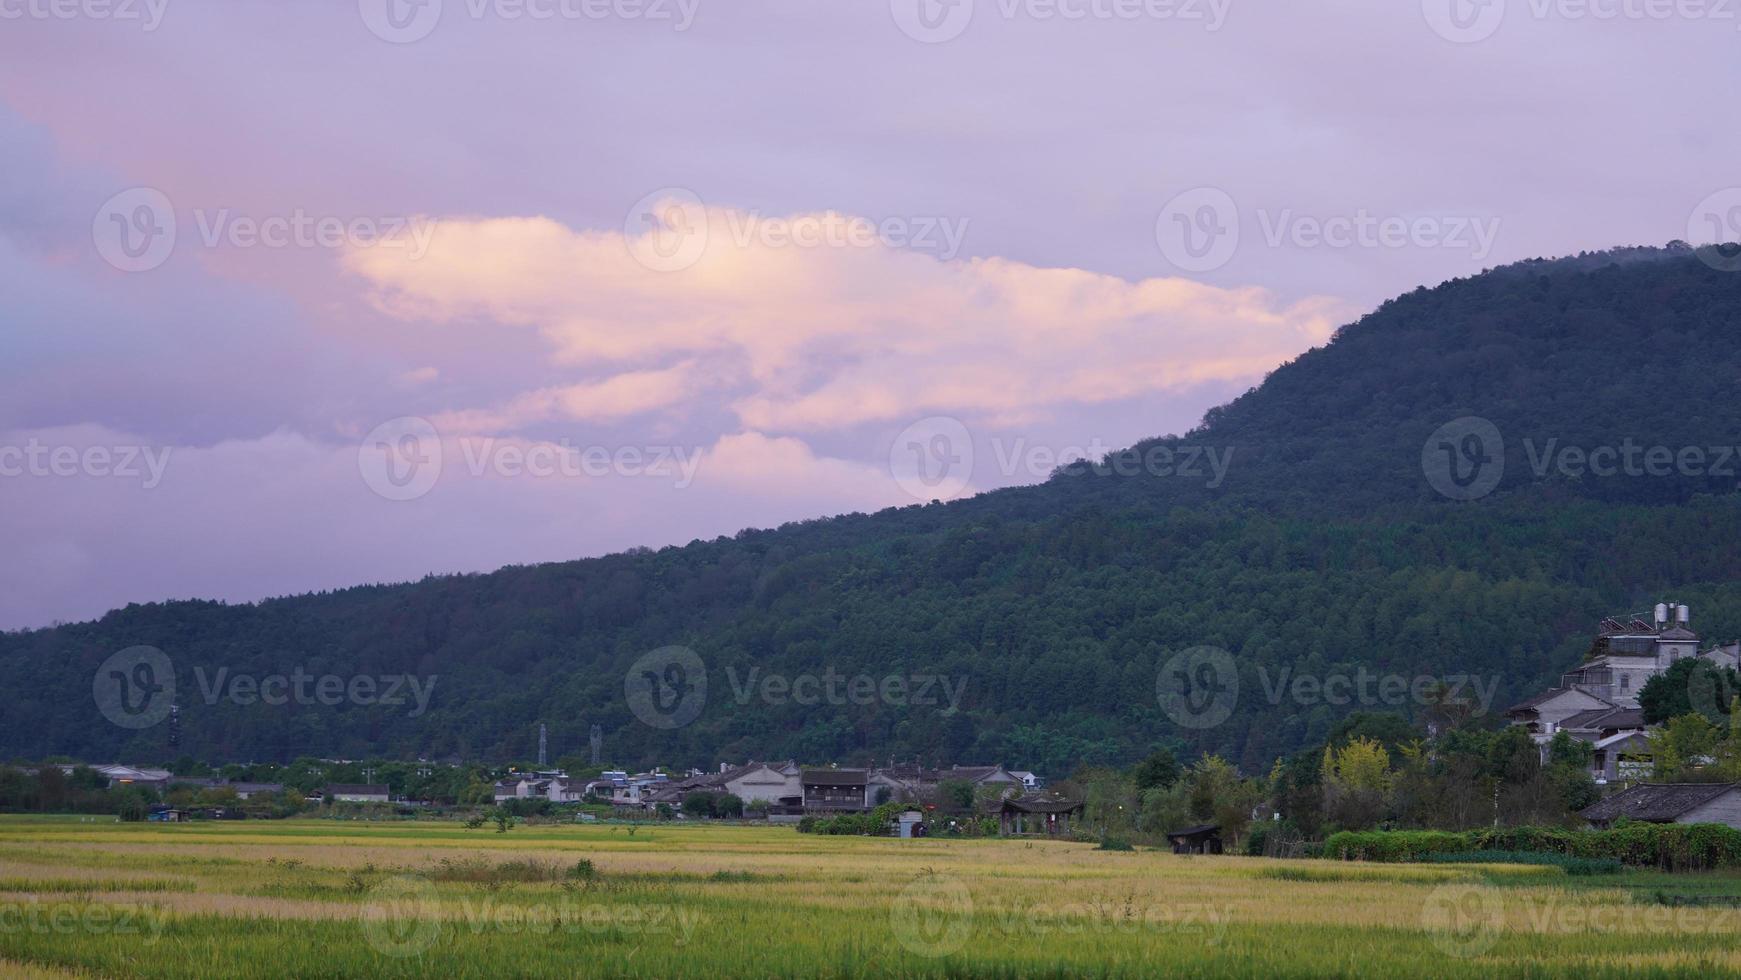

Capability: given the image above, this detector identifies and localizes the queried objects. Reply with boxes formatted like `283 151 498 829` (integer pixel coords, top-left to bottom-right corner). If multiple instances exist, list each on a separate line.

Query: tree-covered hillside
9 244 1741 775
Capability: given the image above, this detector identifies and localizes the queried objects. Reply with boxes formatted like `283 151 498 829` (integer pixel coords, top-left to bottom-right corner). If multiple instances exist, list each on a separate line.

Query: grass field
0 817 1738 977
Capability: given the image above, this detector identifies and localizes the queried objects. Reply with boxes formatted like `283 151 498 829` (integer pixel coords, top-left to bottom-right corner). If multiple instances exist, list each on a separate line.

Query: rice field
0 816 1737 977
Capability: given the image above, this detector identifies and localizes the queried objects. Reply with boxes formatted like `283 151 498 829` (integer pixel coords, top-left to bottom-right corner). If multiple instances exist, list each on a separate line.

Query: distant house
802 769 871 812
53 764 174 791
997 796 1083 836
869 763 1027 807
170 779 284 800
723 762 802 811
326 784 390 803
1509 605 1734 742
1505 688 1617 738
1581 782 1741 830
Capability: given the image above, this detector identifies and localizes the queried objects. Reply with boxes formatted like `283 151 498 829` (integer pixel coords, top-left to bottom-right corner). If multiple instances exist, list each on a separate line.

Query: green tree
1130 748 1181 791
1640 659 1741 726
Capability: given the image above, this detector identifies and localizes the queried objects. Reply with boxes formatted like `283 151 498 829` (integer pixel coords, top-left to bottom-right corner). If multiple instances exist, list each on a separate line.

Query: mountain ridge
9 242 1741 775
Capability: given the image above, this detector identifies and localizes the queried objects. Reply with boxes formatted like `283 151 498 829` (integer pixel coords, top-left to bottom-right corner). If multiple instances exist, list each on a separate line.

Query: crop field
0 817 1739 977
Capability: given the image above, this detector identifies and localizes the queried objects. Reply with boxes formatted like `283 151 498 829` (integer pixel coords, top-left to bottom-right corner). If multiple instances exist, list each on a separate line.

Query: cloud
430 361 701 434
347 205 1354 435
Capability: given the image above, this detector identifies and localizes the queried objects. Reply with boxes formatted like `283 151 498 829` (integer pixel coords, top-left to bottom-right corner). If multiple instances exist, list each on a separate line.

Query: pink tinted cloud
347 206 1353 434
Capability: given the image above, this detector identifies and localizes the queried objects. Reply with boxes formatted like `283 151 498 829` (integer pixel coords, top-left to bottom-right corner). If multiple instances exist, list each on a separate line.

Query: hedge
1323 824 1741 871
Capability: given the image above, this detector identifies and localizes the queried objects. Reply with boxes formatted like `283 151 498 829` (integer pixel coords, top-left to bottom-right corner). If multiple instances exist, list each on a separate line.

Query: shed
1167 824 1223 855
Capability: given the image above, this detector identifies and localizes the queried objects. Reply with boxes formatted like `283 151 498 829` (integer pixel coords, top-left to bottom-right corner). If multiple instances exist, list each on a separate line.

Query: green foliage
681 791 745 819
936 779 975 811
1326 824 1741 872
1322 830 1470 863
1130 748 1181 791
1640 658 1741 726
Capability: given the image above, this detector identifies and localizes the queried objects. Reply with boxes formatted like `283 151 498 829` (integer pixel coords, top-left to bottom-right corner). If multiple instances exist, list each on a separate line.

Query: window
1620 674 1630 691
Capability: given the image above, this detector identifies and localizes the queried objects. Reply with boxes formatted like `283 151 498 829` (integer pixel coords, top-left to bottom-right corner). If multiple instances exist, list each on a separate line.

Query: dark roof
1560 707 1646 731
326 784 390 795
945 766 1013 782
1000 795 1083 814
1581 783 1740 823
802 769 868 786
1167 824 1221 838
1505 688 1613 715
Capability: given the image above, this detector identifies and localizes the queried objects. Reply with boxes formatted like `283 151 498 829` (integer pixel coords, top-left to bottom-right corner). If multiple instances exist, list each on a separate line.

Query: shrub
1322 830 1467 863
1096 834 1135 851
1325 825 1741 871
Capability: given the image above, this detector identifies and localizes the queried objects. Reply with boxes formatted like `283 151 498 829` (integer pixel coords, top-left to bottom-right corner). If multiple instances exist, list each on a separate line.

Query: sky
1 0 1738 629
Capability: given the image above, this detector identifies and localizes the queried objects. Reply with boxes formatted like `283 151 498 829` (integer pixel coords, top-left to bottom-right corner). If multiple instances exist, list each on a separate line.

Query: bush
1323 830 1468 863
1096 834 1135 851
1245 826 1269 857
1324 825 1741 871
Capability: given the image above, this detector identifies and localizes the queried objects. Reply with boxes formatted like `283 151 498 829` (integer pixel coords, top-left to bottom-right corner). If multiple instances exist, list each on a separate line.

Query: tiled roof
1560 707 1646 731
1001 795 1083 814
802 769 868 786
1506 688 1614 715
1581 783 1739 823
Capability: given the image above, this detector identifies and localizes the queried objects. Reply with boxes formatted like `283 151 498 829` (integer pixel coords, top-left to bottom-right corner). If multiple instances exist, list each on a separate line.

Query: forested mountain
9 243 1741 776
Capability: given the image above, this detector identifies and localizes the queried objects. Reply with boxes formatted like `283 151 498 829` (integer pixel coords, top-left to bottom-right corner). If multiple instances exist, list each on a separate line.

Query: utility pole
538 723 548 768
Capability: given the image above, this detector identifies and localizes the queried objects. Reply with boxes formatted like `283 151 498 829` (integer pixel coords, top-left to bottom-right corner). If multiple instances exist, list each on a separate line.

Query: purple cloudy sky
1 0 1736 629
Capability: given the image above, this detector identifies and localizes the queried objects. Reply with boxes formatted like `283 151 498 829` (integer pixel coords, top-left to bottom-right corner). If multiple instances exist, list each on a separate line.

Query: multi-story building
1506 602 1739 783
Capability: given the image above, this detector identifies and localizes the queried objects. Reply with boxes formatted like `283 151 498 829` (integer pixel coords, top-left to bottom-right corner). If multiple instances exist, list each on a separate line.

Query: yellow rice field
0 816 1737 977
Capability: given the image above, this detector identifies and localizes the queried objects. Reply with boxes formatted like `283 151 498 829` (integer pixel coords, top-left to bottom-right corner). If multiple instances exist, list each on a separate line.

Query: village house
325 784 390 803
39 764 174 791
802 769 871 811
1506 603 1740 781
868 763 1025 807
722 761 802 809
1581 783 1741 830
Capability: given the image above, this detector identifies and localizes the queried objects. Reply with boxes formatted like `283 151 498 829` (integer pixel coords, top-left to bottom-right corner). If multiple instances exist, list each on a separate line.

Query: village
8 603 1741 848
